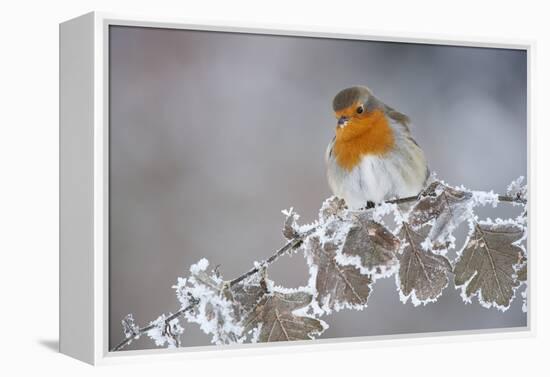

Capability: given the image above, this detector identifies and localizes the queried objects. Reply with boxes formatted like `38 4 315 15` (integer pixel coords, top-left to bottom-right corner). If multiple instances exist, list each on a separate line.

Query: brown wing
384 104 411 130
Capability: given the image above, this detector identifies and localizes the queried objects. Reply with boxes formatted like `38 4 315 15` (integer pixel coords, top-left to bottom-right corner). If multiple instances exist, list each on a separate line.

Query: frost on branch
113 177 528 351
507 176 527 202
122 313 139 340
454 221 526 310
174 259 265 344
396 223 453 305
146 314 184 348
282 207 302 240
176 259 241 344
175 258 327 344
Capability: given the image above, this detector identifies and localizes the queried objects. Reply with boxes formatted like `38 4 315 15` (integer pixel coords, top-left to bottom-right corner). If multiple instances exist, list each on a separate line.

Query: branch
110 229 315 352
225 191 438 287
111 183 526 351
497 194 527 204
379 193 526 206
229 228 316 287
111 298 198 352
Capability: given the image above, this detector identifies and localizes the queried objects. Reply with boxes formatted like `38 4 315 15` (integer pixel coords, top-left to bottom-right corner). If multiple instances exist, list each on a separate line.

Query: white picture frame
59 11 535 365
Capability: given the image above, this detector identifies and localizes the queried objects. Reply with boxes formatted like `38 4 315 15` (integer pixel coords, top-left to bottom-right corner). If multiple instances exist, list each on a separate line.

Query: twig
229 227 316 287
380 193 526 206
111 228 316 351
498 194 527 204
111 299 198 352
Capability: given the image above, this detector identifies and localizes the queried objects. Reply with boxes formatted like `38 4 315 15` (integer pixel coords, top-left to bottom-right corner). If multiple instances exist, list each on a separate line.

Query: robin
326 86 429 210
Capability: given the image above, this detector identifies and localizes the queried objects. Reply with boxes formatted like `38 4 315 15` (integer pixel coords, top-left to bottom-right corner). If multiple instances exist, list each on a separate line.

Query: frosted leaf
507 176 527 202
305 235 372 313
319 196 347 221
397 224 452 305
454 221 525 310
175 259 266 345
282 207 301 240
145 314 184 349
227 273 269 325
300 196 401 312
122 313 140 339
176 260 244 344
242 289 327 342
409 182 472 245
340 212 400 277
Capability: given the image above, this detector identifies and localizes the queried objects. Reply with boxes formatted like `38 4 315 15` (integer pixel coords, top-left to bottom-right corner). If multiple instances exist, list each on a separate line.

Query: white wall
1 0 548 375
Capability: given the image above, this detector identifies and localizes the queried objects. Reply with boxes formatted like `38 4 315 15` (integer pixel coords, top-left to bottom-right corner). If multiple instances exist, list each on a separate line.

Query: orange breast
332 108 395 171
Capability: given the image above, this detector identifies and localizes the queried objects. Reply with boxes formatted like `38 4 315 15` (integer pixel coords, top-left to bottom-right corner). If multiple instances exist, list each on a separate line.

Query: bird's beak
337 116 349 129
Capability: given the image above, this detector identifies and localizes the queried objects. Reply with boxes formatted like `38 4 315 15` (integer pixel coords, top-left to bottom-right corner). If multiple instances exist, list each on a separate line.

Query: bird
325 86 429 210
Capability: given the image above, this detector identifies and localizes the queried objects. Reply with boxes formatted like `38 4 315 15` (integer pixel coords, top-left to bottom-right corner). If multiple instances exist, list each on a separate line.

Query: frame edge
59 11 96 365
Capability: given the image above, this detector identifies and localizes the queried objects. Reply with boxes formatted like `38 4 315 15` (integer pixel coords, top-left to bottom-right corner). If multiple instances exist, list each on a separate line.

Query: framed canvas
59 12 534 365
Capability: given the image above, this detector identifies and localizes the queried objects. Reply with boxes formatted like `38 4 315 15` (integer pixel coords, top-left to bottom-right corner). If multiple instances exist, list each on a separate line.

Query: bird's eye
356 105 364 114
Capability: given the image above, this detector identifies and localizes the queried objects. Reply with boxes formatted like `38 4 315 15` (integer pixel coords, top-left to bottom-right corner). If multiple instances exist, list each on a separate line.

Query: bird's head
332 86 386 141
330 86 397 169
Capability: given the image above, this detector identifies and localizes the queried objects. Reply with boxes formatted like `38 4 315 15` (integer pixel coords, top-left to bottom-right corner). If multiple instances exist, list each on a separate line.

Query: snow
189 258 209 275
471 190 500 208
371 201 401 224
145 314 184 349
281 207 295 217
121 313 140 339
282 206 319 236
454 271 476 305
248 324 262 343
334 245 398 280
176 259 246 345
507 176 527 201
521 288 528 313
302 262 325 317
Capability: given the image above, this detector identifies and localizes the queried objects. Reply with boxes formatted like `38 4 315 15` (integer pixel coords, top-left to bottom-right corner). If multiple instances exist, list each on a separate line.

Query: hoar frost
174 259 245 345
115 177 527 351
145 314 184 348
122 313 140 339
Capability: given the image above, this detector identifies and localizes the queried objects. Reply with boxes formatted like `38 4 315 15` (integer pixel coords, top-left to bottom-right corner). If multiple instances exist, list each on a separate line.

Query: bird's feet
360 201 376 210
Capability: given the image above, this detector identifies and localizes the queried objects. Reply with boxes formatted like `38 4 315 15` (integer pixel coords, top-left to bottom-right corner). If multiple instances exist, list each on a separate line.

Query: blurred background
109 26 527 350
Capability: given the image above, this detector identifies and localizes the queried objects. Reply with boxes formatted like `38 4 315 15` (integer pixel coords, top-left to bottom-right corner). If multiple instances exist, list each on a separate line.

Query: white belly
327 152 426 210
